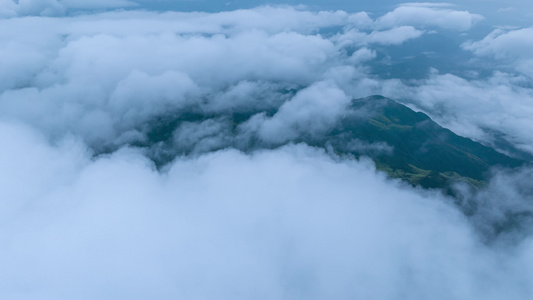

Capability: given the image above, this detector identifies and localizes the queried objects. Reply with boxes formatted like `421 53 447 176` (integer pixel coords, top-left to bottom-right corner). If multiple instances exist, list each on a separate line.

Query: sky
1 1 533 299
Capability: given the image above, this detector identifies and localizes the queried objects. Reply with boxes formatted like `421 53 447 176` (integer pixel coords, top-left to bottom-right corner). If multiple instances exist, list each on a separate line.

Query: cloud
498 7 515 13
463 27 533 78
466 167 533 240
109 70 198 127
0 6 443 150
399 2 456 8
0 0 137 17
462 27 533 59
61 0 138 9
377 3 484 31
366 25 424 45
255 80 351 144
334 26 424 47
1 121 533 299
0 8 350 148
345 139 394 156
2 4 533 299
172 118 235 154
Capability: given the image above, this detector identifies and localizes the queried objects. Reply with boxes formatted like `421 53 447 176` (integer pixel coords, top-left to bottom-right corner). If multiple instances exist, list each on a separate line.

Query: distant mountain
139 95 527 195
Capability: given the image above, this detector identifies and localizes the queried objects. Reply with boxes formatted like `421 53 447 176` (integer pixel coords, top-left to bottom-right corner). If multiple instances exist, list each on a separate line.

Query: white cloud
347 11 374 29
173 119 233 154
256 81 350 144
348 47 376 63
109 70 198 128
334 26 424 47
0 0 16 17
377 4 484 31
1 121 533 299
204 80 286 113
463 27 533 78
400 2 456 8
0 0 137 17
60 6 349 37
346 139 394 155
0 8 349 147
463 28 533 59
498 7 515 13
61 0 137 9
367 25 424 44
0 6 443 149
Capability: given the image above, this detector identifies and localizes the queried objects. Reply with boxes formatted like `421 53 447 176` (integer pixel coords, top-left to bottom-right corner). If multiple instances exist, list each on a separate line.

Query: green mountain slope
325 96 525 191
140 95 527 193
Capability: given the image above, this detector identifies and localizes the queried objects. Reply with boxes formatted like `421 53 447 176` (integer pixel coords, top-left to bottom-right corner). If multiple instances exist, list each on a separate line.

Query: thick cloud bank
1 122 533 299
1 3 533 299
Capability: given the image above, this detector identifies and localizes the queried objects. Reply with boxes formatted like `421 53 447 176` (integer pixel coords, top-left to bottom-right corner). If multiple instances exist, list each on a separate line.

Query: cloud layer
2 121 533 299
0 0 137 17
0 5 488 151
1 3 533 299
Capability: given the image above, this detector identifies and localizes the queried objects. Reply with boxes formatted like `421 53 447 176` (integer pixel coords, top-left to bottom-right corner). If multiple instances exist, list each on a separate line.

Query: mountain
326 96 525 192
140 95 527 195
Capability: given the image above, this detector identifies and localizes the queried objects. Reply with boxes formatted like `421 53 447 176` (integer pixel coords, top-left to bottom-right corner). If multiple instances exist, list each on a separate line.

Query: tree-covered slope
327 96 525 190
139 95 527 193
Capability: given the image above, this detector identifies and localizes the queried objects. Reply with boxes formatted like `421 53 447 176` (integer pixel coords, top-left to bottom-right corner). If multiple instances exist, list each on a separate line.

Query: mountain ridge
138 94 527 194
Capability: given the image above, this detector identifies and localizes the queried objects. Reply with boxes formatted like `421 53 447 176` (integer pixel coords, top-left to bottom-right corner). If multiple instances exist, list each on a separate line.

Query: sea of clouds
1 2 533 299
